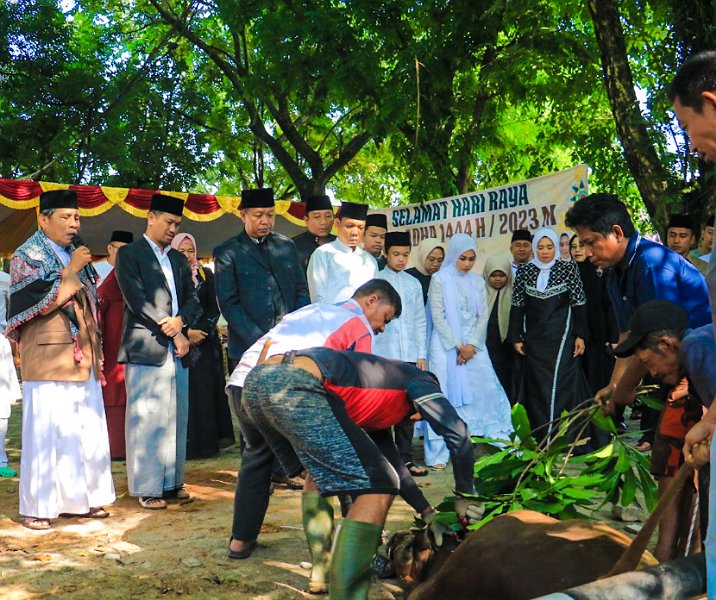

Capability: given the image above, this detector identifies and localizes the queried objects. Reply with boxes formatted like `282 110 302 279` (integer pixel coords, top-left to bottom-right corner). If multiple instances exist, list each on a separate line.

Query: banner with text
375 165 589 269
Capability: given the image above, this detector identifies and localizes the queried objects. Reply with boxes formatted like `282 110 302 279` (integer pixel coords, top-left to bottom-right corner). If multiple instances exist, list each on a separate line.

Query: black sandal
406 462 429 477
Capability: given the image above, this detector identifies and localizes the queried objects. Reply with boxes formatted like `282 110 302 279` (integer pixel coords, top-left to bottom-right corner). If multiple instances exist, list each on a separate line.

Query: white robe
373 268 426 362
424 275 512 466
307 238 378 303
19 374 115 518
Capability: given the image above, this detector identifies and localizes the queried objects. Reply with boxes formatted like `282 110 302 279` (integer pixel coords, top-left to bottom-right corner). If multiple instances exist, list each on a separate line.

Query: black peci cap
150 194 184 216
365 213 388 229
511 229 533 243
305 195 333 213
40 189 78 211
110 230 134 244
384 231 411 250
241 188 275 209
337 201 368 221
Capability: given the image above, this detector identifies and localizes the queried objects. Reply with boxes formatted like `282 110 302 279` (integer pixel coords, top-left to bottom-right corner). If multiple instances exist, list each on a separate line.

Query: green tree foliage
1 0 712 227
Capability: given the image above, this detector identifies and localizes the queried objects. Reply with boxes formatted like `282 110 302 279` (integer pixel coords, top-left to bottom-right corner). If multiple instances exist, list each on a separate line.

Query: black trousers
229 385 287 542
394 422 415 464
228 356 286 478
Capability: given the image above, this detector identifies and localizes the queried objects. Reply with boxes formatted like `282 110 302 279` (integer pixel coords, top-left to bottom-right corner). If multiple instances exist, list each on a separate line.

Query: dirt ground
0 406 460 600
0 399 662 600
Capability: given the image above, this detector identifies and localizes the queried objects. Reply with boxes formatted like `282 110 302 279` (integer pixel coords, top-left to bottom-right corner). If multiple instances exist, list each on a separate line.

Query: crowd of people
3 50 716 599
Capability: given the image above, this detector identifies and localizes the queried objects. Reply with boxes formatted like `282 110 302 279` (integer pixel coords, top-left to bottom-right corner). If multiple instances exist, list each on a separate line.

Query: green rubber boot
302 492 335 594
329 518 383 600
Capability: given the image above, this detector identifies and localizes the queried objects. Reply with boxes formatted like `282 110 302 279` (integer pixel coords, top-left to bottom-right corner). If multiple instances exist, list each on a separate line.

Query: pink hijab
171 233 200 287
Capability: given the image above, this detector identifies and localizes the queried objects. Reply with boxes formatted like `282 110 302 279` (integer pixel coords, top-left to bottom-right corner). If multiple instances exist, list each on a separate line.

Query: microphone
71 234 99 284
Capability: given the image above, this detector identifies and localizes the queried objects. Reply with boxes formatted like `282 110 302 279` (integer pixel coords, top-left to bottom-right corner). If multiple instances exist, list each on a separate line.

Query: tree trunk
587 0 675 229
147 0 370 201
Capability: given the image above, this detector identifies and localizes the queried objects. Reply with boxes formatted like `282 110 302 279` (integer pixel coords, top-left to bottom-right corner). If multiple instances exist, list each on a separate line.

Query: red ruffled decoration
0 179 42 201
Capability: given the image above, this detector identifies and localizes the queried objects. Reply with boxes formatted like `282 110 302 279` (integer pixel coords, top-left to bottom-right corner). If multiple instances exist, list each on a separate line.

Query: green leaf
614 445 631 473
511 403 534 445
591 409 617 435
561 487 599 500
621 469 637 507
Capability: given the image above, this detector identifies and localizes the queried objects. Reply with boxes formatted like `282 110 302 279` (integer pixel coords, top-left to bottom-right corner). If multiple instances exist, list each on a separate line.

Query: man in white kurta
6 190 115 529
307 201 378 303
373 232 428 474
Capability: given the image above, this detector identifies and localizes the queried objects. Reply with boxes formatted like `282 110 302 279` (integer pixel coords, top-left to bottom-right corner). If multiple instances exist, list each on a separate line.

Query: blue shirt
606 234 711 332
682 325 716 408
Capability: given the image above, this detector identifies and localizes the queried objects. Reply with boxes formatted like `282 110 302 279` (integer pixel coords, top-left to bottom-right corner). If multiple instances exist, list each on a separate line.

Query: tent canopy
0 179 312 258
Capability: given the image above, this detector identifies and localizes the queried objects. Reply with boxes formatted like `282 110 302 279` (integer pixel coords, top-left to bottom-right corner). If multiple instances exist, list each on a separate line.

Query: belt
264 352 323 381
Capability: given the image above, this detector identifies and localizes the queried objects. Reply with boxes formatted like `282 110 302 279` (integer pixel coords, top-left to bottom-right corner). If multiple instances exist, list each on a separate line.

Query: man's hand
159 316 184 338
173 332 190 358
416 358 427 371
573 336 585 357
68 246 92 274
514 342 525 356
454 496 484 525
684 420 715 469
595 383 617 415
187 329 208 346
595 381 635 416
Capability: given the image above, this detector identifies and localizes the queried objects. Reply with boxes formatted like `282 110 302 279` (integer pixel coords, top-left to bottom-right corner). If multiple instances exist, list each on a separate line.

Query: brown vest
18 271 101 382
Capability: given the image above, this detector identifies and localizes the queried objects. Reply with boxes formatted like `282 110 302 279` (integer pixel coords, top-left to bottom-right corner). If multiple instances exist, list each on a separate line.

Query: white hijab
531 227 559 293
432 234 480 407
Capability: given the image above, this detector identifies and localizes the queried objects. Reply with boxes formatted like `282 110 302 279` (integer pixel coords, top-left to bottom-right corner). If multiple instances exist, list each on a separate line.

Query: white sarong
19 374 115 518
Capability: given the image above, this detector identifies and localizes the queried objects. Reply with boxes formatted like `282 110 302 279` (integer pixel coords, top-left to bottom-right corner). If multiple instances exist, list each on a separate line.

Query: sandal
23 517 51 530
138 496 167 510
405 462 429 477
0 466 17 478
83 507 110 519
163 487 193 504
634 441 651 453
430 463 447 471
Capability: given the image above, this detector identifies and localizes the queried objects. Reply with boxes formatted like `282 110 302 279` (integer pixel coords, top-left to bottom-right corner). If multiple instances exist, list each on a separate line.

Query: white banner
375 165 589 268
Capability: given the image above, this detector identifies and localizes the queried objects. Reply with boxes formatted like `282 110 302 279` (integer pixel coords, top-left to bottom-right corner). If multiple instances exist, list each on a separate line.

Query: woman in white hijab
424 234 513 469
507 228 600 447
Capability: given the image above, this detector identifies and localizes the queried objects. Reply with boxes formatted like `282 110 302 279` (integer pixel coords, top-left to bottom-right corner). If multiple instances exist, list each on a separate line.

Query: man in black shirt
292 194 336 272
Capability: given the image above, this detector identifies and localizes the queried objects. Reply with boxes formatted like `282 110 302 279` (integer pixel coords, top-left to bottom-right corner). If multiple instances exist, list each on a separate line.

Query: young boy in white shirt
374 231 428 476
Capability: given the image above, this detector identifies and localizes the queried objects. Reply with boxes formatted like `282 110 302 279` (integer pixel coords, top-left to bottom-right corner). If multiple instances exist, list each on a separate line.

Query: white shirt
307 238 378 303
47 238 71 267
228 299 372 389
144 234 178 316
373 268 426 362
